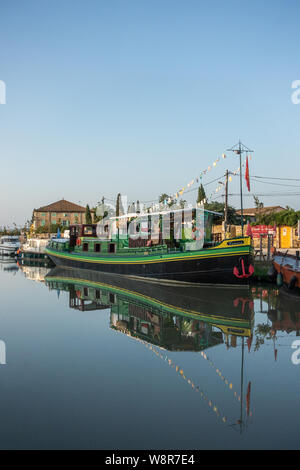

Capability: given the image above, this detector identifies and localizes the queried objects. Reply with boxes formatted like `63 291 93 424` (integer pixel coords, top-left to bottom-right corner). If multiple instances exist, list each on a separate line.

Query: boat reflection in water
45 267 254 351
0 257 19 273
45 267 255 431
18 264 50 282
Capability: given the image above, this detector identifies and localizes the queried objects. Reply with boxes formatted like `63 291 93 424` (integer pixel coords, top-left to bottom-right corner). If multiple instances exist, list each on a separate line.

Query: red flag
245 155 250 191
246 381 251 416
246 221 252 237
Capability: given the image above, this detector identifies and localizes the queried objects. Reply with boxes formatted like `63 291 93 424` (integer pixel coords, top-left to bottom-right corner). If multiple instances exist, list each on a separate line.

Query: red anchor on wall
233 258 254 279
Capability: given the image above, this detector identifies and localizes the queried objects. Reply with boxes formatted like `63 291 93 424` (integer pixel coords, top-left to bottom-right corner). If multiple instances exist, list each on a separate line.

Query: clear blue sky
1 0 300 226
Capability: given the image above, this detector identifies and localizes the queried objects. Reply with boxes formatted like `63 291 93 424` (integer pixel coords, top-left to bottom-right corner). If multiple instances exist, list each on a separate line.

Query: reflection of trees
254 323 272 351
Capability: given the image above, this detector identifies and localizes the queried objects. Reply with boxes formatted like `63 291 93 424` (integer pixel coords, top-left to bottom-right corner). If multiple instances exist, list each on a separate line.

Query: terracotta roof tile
35 199 86 213
236 206 285 216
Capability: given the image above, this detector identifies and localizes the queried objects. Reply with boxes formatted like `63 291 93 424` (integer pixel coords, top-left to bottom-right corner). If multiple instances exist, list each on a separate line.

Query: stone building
236 206 285 223
33 199 93 230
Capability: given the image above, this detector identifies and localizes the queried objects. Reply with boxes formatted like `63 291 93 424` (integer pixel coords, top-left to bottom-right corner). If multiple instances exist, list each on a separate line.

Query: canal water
0 259 299 450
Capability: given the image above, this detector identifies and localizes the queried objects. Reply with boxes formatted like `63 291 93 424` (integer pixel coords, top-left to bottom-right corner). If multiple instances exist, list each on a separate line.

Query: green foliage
35 224 66 234
257 208 300 226
254 323 272 351
0 226 21 235
128 202 135 213
85 204 93 224
197 184 206 204
204 201 237 224
116 194 122 217
158 194 176 207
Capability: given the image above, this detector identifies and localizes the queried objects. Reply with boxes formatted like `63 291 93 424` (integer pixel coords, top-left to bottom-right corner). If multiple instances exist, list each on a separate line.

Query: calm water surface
0 259 299 450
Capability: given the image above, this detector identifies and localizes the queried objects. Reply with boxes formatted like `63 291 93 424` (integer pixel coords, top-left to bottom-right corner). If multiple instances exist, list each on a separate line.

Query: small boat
0 257 19 272
273 251 300 294
45 208 254 285
0 236 20 256
18 238 50 261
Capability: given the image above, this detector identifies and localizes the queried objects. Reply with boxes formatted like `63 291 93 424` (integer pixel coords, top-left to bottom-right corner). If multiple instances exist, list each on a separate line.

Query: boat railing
51 238 68 243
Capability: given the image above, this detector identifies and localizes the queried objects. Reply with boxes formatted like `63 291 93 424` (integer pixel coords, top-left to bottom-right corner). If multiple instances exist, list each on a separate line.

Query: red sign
251 225 276 238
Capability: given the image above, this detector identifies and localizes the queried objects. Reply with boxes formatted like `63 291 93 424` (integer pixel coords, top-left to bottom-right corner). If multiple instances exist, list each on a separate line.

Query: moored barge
45 209 254 285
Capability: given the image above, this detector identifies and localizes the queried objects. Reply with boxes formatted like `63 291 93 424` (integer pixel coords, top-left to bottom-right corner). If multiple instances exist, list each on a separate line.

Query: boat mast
239 337 245 434
227 140 254 236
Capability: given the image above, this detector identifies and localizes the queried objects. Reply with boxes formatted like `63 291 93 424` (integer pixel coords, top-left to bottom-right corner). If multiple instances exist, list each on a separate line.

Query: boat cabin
0 236 20 243
47 208 221 255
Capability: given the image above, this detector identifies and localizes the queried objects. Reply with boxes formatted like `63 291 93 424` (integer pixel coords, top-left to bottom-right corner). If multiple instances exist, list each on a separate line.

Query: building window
42 213 45 217
83 242 89 252
52 219 57 225
41 220 45 226
52 213 56 217
63 213 68 217
94 243 101 253
109 243 116 253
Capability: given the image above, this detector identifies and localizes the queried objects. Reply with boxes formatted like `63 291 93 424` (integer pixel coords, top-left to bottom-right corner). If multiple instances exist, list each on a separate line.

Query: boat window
83 287 88 297
109 293 116 304
95 289 101 300
83 242 89 252
83 226 93 235
94 243 101 253
109 243 116 253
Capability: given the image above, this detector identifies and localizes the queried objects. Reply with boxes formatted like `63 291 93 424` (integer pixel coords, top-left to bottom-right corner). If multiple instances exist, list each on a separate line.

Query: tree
204 201 237 224
159 193 169 204
128 202 135 213
258 208 300 226
85 204 92 224
197 184 206 205
116 193 125 217
158 193 176 208
136 200 141 213
253 195 264 209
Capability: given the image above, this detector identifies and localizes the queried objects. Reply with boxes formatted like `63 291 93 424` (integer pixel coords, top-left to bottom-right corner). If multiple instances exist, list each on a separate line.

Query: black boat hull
47 251 253 285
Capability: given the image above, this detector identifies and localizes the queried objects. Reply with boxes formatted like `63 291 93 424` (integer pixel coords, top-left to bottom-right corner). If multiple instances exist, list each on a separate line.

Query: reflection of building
268 296 300 336
110 299 226 351
19 265 50 282
33 199 93 229
45 267 254 352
